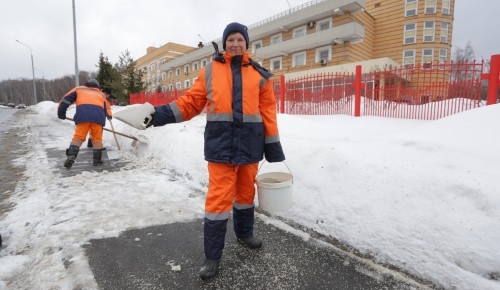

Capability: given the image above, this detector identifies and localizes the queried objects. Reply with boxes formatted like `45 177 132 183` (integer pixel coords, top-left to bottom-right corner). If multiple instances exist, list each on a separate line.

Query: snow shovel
113 102 155 130
65 117 146 144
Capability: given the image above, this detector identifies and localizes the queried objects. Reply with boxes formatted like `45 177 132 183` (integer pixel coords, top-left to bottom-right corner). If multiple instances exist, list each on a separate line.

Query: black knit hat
222 22 249 50
84 79 100 88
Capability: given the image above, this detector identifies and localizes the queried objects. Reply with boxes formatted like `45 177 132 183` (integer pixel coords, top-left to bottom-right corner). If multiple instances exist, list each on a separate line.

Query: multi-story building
135 42 196 92
135 0 454 92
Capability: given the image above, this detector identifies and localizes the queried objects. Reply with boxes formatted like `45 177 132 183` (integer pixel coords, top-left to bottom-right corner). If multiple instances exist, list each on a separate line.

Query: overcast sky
1 0 499 81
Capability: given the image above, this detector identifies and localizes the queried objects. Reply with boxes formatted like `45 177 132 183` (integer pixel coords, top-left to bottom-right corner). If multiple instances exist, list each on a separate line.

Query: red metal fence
131 55 500 120
130 89 188 106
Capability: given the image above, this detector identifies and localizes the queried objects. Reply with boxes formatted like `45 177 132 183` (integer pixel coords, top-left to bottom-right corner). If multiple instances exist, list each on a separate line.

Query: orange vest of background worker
87 86 115 148
57 79 112 168
144 22 285 280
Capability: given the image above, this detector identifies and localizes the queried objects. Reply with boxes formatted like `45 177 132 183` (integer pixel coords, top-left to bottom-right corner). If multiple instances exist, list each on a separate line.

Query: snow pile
0 101 498 289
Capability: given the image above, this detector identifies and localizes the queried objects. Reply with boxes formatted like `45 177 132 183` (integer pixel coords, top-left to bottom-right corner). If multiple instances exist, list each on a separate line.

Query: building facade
135 0 454 92
135 42 196 93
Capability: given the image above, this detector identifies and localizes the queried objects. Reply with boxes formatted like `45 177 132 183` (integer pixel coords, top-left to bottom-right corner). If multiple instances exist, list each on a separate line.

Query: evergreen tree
114 50 145 104
96 52 117 89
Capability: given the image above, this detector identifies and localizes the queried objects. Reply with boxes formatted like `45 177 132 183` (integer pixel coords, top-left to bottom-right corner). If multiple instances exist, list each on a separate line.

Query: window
440 22 449 43
405 0 417 17
423 21 435 42
168 84 174 91
252 40 262 54
292 51 306 67
184 79 191 88
422 48 434 68
184 64 189 74
176 82 181 90
270 57 282 71
201 58 208 67
317 18 331 31
315 45 332 63
424 0 436 14
404 23 417 44
402 49 416 68
192 61 198 71
270 33 282 45
176 68 181 76
150 64 156 71
162 86 167 92
442 0 450 15
161 73 166 81
168 70 173 78
293 26 307 38
439 48 448 69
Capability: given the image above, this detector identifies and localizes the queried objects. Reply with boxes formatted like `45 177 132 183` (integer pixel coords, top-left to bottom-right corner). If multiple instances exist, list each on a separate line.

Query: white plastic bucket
256 163 293 213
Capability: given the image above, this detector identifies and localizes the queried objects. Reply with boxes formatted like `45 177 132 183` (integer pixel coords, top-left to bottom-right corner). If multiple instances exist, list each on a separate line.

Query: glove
144 114 154 128
58 114 66 120
107 116 112 120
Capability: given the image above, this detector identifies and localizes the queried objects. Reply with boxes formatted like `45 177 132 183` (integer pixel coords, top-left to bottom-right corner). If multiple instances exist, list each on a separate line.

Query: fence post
486 54 500 105
354 65 363 117
280 75 285 114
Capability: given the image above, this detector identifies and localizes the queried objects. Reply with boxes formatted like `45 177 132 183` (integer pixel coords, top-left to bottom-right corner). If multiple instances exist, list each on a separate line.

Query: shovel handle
65 117 139 141
108 119 121 150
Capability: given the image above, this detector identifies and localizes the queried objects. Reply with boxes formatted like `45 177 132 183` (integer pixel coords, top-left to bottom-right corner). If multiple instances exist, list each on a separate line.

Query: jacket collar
223 52 250 64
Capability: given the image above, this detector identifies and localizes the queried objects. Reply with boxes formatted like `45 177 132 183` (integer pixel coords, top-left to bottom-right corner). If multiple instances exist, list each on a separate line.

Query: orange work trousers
205 162 259 220
70 122 104 149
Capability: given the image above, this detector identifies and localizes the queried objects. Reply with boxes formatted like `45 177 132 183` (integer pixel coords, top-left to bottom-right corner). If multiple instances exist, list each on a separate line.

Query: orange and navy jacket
58 86 112 125
153 52 285 165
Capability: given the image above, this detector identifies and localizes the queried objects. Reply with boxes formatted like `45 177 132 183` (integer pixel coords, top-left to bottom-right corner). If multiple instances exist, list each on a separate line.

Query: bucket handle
257 160 293 184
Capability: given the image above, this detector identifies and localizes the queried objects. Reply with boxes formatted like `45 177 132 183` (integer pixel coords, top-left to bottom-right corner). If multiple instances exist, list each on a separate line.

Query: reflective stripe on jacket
153 52 285 165
58 86 112 125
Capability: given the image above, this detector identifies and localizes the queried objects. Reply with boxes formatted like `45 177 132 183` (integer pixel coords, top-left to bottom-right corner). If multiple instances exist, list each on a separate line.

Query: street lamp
34 68 46 101
15 39 37 105
72 0 79 86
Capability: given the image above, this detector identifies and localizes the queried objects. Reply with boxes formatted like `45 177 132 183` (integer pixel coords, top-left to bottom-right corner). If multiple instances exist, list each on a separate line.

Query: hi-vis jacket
153 52 285 165
58 86 112 126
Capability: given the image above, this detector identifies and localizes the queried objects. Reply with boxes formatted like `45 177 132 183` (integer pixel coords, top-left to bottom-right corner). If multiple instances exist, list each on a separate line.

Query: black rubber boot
199 258 220 280
233 206 262 249
237 236 262 249
64 145 79 169
93 149 103 166
201 218 227 280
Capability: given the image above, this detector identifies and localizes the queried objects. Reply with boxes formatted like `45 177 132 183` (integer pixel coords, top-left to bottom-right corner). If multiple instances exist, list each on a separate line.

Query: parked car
7 103 15 108
0 102 7 106
16 104 27 109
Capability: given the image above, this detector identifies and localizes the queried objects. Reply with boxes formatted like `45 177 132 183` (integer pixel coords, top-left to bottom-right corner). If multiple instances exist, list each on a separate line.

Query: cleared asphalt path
84 217 427 290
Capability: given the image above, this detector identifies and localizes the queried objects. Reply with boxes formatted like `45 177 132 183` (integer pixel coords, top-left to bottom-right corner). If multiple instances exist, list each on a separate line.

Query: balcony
255 21 364 59
249 0 365 41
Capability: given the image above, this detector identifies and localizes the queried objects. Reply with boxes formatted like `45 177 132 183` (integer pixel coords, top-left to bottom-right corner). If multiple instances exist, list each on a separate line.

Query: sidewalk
84 217 422 290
